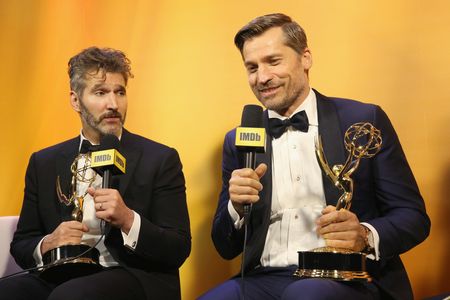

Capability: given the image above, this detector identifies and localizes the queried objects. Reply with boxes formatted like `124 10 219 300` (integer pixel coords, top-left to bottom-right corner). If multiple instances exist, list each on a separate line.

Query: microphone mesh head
241 105 263 128
99 134 120 151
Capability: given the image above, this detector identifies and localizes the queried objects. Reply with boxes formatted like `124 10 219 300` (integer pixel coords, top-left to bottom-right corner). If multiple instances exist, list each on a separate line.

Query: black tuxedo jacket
11 129 191 299
211 90 430 300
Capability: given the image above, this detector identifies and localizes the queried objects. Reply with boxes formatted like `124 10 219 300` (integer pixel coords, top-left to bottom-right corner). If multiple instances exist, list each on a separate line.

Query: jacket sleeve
366 106 430 264
129 148 191 270
211 130 246 260
10 153 46 269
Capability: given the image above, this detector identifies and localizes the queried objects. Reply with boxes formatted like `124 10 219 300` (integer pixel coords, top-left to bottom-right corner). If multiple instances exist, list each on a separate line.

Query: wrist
231 202 244 218
41 236 53 255
121 209 135 234
361 225 375 255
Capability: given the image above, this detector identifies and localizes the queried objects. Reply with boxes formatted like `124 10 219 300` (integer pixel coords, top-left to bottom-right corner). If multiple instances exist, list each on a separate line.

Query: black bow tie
79 139 99 154
268 110 309 138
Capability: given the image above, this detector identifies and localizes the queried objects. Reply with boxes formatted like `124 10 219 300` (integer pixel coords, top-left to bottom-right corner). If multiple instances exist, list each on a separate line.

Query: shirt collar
78 130 122 151
267 88 318 126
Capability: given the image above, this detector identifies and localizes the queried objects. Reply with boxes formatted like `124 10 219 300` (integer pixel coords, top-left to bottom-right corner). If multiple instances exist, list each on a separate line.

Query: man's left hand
87 187 134 234
316 205 366 252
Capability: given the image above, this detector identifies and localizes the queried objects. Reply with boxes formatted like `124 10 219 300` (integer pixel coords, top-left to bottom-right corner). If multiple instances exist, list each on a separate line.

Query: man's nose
106 93 118 110
256 65 273 85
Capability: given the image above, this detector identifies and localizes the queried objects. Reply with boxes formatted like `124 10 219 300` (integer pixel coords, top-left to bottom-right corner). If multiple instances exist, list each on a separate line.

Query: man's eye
247 66 257 73
270 59 281 66
95 91 105 96
117 91 126 96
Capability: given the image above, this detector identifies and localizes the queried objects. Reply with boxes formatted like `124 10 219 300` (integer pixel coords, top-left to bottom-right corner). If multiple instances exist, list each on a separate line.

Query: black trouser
0 267 145 300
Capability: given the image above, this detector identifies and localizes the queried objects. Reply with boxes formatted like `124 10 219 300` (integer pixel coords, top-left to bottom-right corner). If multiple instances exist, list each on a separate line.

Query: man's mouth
103 117 120 122
259 86 280 96
101 112 122 122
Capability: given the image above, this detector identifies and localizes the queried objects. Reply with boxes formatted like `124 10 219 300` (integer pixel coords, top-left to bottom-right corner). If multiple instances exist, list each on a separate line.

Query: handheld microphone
235 105 266 220
91 134 126 188
235 105 265 300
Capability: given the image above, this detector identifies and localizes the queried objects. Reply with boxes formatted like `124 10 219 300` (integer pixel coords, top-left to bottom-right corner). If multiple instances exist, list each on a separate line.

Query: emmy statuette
294 122 382 282
40 152 102 283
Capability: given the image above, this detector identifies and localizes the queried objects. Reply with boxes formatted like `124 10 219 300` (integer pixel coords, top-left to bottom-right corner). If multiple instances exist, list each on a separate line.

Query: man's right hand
229 163 267 217
41 221 89 255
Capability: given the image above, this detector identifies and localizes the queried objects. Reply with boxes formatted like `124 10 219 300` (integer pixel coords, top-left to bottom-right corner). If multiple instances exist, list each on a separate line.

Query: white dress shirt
261 89 326 266
228 89 379 267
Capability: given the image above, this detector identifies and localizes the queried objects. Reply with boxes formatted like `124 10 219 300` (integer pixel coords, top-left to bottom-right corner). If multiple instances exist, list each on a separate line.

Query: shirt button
293 145 297 149
132 241 137 248
296 176 300 181
294 215 298 219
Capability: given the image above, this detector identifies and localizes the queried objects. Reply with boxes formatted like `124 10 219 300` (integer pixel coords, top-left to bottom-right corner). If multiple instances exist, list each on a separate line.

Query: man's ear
70 91 81 113
302 47 313 70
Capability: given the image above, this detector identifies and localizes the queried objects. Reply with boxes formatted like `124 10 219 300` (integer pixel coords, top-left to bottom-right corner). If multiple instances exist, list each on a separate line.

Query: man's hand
41 221 89 255
229 163 267 217
88 187 134 234
316 205 366 252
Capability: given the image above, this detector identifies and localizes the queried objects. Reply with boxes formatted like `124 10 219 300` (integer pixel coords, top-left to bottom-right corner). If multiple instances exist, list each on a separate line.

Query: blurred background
1 0 449 299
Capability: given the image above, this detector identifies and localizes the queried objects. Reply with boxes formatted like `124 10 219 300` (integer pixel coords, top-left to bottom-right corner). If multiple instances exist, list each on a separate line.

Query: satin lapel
315 91 347 206
242 109 272 265
117 129 141 198
55 137 80 221
254 111 272 223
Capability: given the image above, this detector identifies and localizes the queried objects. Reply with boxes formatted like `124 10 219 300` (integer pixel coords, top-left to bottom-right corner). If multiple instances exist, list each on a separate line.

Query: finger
255 163 268 179
232 168 261 181
321 230 359 241
330 210 356 225
316 206 337 227
93 191 123 205
92 193 112 204
229 184 260 196
324 239 359 251
54 239 79 248
57 229 85 240
98 200 115 212
318 209 352 227
90 188 117 196
316 210 338 227
82 224 89 232
59 221 89 234
64 221 88 231
87 187 96 196
318 222 349 235
319 218 360 236
321 205 336 214
63 236 84 246
95 211 111 223
96 202 104 211
229 176 263 191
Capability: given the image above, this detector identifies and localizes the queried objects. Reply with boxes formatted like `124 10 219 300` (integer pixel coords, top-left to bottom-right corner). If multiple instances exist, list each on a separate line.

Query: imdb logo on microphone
239 132 262 141
235 127 266 150
91 149 126 174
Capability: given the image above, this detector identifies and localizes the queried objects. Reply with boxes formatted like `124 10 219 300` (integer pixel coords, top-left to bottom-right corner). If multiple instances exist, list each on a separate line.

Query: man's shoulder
314 89 383 123
33 137 79 157
315 89 379 111
122 129 176 153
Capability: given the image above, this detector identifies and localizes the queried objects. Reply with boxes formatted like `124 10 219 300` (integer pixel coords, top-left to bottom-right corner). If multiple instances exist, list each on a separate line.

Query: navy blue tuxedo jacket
212 90 430 300
11 129 191 299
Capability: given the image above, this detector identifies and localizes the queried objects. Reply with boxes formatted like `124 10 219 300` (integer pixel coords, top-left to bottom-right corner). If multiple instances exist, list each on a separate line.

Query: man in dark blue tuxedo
0 47 191 300
200 13 430 300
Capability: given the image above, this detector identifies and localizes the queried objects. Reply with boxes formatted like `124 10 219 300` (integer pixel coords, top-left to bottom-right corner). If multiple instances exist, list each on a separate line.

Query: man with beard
200 13 430 300
0 47 191 300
